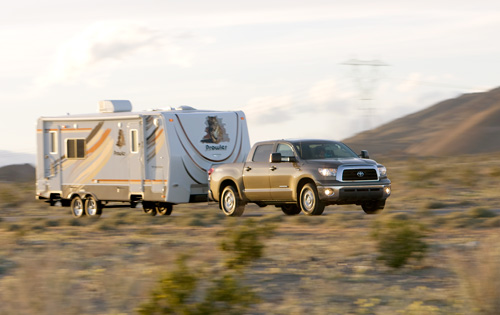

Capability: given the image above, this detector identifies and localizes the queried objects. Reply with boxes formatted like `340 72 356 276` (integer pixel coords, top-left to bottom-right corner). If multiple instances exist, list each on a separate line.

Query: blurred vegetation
0 153 498 314
372 217 428 268
138 219 274 314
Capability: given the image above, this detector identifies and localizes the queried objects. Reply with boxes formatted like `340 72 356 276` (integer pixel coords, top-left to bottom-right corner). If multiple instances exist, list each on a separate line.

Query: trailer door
128 120 143 194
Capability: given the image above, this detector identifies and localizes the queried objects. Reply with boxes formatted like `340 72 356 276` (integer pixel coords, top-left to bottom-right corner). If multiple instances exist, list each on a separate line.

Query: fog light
325 188 334 196
384 187 391 195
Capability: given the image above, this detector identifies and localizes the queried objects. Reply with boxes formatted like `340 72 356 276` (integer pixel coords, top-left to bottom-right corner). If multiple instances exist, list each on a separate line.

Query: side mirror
270 152 282 163
360 150 370 159
283 156 297 163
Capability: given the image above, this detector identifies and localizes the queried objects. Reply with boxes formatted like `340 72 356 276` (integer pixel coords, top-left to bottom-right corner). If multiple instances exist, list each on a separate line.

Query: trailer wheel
157 204 173 216
220 185 245 217
71 196 85 218
142 202 157 216
85 196 102 217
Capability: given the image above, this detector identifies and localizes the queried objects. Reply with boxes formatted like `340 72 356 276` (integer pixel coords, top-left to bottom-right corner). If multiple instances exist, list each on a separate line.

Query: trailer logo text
201 116 229 145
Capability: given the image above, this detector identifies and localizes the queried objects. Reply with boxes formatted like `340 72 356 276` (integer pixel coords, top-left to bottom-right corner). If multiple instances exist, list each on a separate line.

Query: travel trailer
36 100 250 217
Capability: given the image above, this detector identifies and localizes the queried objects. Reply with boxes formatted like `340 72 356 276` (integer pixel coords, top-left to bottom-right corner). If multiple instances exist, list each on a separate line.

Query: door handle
270 166 277 171
245 166 252 171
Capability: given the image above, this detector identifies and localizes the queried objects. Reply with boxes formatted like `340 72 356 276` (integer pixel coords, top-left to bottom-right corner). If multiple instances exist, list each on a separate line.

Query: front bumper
317 184 391 203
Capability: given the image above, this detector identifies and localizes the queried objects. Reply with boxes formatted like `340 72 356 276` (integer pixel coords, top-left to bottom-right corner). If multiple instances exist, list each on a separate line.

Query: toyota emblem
357 171 365 177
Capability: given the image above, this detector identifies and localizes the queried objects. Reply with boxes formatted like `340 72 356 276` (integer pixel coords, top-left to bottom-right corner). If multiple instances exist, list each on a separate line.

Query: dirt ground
0 154 499 314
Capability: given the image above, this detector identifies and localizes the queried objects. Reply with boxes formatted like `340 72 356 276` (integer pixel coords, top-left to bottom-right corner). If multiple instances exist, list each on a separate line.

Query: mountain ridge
343 87 500 157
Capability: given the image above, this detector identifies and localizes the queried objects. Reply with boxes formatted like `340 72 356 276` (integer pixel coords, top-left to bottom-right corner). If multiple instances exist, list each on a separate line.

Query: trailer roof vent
99 100 132 113
176 105 196 111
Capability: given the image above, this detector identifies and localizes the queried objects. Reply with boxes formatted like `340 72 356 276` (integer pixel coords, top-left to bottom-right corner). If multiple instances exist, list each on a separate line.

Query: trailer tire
220 185 245 217
142 202 157 216
157 204 173 216
85 196 102 217
71 196 85 218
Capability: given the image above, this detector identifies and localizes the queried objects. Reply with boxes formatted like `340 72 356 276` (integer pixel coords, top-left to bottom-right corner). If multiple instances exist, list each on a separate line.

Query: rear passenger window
252 144 273 162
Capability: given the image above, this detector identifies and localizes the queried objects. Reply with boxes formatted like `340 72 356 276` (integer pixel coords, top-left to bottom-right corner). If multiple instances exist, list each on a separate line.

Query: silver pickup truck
208 139 391 216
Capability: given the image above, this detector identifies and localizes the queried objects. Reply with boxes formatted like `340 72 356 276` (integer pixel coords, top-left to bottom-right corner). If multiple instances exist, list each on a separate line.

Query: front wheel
157 204 173 216
71 196 85 218
85 196 102 217
220 185 245 217
300 183 325 216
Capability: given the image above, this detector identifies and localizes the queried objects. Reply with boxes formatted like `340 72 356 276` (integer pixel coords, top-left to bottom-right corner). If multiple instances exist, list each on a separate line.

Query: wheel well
296 178 315 201
219 179 239 200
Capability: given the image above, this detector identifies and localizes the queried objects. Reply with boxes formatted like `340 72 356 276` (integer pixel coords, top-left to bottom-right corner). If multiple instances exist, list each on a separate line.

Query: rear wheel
85 196 102 217
157 204 173 216
220 185 245 216
300 183 325 216
71 196 85 218
281 204 301 215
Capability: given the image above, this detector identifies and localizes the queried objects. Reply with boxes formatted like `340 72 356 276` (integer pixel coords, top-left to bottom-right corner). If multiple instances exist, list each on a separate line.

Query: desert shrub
422 200 446 210
138 219 271 314
372 218 428 268
451 238 500 314
467 207 496 218
219 219 276 270
137 255 198 315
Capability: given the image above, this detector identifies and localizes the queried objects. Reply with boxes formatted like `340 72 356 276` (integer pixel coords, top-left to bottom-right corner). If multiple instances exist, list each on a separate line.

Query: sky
2 0 500 161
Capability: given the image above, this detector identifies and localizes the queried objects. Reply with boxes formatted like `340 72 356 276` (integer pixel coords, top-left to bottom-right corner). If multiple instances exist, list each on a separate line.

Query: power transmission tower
342 59 389 131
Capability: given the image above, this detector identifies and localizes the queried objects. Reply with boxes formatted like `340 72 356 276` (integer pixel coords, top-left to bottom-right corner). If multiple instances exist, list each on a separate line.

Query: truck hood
303 158 378 168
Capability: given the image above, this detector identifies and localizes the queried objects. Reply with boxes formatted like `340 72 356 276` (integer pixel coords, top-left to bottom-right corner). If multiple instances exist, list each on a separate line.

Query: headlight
318 168 337 177
378 166 387 177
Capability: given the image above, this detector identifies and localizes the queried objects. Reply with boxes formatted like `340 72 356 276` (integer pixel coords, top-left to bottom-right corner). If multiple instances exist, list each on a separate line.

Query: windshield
293 141 359 160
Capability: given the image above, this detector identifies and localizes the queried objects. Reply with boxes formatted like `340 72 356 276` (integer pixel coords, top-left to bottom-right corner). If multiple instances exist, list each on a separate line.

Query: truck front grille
342 169 378 181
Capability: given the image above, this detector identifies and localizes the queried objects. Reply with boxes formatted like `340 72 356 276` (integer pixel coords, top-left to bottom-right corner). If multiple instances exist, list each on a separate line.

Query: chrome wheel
71 196 85 218
85 196 102 217
300 183 325 216
220 185 245 216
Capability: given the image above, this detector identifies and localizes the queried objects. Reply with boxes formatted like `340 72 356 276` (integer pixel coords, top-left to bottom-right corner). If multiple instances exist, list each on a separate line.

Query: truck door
270 143 296 200
242 144 272 200
128 120 144 194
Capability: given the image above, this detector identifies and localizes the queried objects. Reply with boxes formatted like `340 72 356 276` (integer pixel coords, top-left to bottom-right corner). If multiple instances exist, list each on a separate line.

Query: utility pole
342 59 388 131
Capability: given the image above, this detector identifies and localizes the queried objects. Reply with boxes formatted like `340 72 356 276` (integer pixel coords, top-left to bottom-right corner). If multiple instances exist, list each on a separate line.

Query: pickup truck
208 139 391 216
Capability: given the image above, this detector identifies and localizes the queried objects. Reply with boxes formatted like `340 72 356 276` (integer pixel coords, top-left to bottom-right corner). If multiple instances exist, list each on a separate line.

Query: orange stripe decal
87 129 111 154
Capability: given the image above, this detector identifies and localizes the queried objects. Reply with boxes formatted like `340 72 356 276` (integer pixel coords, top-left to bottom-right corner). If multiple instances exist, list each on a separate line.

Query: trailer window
252 144 273 162
130 129 139 153
66 139 86 159
49 131 58 154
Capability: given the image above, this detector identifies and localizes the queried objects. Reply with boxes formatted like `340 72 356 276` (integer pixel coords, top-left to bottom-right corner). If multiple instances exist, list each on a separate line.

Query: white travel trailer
36 100 250 217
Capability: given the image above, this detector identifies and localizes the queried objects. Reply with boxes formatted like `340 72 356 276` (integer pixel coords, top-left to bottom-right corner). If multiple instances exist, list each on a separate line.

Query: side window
276 143 294 157
252 144 273 162
49 131 58 154
130 129 139 153
66 139 86 159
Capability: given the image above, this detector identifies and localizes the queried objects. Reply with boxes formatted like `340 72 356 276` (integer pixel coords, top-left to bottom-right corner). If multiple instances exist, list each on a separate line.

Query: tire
362 200 385 214
300 183 325 215
220 185 245 217
85 196 102 217
157 204 173 216
281 204 301 215
71 196 85 218
142 202 157 216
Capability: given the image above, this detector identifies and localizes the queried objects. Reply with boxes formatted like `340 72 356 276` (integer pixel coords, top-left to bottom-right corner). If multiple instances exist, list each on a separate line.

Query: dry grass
0 153 499 314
